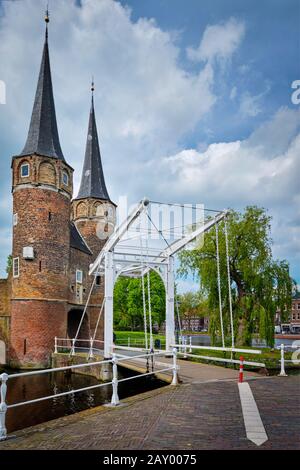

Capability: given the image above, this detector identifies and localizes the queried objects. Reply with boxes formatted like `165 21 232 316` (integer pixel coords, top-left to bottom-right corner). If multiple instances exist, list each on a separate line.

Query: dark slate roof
18 28 65 161
75 95 110 201
70 222 92 255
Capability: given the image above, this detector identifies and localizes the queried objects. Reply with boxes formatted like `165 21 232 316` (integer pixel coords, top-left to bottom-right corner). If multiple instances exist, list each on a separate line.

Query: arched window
76 202 87 218
93 202 104 217
62 171 69 186
39 161 56 185
20 162 30 178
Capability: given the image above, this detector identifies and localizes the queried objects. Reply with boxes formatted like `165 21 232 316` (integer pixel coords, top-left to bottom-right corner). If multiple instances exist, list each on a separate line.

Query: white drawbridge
87 198 229 358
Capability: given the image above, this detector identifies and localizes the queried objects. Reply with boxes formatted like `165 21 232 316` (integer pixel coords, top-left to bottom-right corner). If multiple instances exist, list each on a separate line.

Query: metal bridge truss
88 198 229 358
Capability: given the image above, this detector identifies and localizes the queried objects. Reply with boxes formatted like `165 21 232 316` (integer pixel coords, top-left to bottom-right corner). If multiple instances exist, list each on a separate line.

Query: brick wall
68 246 104 344
0 277 11 362
10 299 68 369
291 298 300 323
12 187 71 300
8 155 109 368
0 278 10 317
10 154 73 368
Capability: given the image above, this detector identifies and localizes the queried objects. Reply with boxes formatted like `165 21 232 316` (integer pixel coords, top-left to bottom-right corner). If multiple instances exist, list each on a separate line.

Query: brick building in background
0 17 115 368
291 295 300 323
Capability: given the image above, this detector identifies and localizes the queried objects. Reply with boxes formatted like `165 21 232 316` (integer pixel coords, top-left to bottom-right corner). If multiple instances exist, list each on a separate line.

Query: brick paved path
0 376 299 450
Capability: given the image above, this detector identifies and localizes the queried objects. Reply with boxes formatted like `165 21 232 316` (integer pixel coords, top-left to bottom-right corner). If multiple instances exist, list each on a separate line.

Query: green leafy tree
178 291 208 330
113 277 132 330
6 255 12 274
113 271 166 331
179 206 294 347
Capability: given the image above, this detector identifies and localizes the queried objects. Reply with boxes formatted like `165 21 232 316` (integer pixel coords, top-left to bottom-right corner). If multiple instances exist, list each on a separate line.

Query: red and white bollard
239 356 244 383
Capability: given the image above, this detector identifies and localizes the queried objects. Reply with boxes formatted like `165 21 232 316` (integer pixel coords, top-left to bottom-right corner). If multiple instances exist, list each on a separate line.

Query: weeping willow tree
179 206 294 347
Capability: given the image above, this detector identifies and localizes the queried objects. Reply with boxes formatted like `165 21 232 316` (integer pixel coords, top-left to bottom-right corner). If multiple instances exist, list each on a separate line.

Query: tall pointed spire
18 9 65 160
76 82 110 200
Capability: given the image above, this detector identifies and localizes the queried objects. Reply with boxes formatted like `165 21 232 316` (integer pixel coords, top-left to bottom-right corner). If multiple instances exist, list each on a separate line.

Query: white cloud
0 0 298 285
0 0 217 202
157 107 300 206
0 0 226 277
230 86 237 100
239 83 271 118
187 17 245 63
146 107 300 280
239 91 263 117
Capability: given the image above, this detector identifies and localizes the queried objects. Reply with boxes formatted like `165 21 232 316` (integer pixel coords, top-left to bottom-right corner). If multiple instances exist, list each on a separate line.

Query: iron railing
0 349 178 441
171 343 266 367
278 343 300 376
54 337 104 358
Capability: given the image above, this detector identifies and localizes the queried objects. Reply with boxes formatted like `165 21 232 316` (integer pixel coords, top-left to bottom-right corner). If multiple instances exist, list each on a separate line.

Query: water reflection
3 367 164 433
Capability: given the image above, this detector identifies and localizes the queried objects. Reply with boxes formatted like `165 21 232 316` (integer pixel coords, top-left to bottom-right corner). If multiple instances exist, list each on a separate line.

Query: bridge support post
171 348 178 385
88 337 94 360
278 343 287 377
104 251 114 358
0 373 8 441
71 338 75 356
111 353 119 406
166 256 175 353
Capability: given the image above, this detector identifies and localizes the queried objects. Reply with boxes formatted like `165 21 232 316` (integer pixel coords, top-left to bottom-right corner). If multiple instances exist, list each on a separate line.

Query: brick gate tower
10 15 73 368
5 12 116 369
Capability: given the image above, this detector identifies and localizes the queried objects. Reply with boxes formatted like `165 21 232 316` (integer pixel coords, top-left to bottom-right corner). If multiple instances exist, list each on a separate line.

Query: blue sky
0 0 299 289
120 0 299 142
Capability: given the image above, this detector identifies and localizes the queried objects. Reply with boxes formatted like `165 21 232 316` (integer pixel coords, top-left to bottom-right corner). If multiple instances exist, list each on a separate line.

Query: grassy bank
115 330 165 348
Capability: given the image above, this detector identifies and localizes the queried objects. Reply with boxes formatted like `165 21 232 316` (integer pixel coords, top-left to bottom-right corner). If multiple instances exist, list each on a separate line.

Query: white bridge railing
54 337 104 358
278 343 300 376
0 349 178 441
171 343 266 368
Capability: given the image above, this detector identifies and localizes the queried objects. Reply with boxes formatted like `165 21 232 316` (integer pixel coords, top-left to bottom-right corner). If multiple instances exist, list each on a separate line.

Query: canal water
1 366 165 434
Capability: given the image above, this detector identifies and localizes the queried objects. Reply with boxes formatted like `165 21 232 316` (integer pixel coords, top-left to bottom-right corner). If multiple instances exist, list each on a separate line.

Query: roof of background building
70 222 92 255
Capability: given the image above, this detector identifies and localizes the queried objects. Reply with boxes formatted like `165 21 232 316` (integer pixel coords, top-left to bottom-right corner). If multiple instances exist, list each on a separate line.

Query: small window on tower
13 257 20 278
20 163 29 178
76 270 83 284
62 171 69 186
96 275 101 286
13 213 18 226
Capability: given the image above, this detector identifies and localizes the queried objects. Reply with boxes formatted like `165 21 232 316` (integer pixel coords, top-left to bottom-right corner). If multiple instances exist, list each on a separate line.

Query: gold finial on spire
45 3 50 24
91 77 95 93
